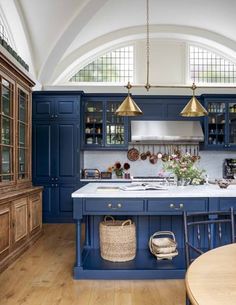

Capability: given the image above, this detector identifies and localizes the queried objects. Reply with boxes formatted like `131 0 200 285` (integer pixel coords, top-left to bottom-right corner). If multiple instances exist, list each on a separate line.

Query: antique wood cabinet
0 50 43 272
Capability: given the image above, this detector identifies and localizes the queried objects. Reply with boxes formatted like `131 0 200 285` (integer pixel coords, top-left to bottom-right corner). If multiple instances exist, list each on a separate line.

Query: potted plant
163 152 205 185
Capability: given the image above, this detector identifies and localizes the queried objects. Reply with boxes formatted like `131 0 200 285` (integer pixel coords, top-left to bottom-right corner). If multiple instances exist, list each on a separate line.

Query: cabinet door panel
13 199 28 245
55 96 79 119
54 122 78 182
32 123 52 181
32 97 54 119
29 192 42 234
0 206 10 258
59 185 74 213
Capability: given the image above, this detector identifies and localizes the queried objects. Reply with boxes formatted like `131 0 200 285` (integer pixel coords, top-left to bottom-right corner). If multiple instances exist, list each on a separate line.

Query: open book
119 183 167 191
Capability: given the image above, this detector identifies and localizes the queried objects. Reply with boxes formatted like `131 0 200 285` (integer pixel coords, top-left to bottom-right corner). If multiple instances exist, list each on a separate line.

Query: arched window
69 46 134 83
189 45 236 83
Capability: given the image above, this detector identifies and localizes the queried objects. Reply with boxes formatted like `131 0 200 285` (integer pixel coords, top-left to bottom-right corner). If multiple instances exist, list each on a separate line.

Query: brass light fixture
116 0 232 117
116 82 143 116
180 83 208 117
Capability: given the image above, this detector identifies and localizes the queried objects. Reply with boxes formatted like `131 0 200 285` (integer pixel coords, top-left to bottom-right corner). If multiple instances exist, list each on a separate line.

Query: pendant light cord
145 0 151 90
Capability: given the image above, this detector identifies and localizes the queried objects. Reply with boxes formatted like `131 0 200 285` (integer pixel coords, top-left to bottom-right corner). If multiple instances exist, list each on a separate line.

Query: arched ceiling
1 0 236 86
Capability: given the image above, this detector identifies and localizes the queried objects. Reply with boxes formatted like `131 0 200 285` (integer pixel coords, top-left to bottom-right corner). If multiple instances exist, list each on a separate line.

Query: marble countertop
72 182 236 198
80 178 132 182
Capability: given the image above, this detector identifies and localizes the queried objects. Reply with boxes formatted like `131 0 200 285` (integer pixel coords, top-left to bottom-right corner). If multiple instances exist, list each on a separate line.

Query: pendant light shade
180 84 208 117
116 93 143 116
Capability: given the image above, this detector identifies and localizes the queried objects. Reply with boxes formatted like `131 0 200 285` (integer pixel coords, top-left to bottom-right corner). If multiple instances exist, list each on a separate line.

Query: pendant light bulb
180 83 208 117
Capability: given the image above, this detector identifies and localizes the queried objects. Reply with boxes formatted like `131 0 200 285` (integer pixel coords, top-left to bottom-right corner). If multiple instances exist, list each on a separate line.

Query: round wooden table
185 244 236 305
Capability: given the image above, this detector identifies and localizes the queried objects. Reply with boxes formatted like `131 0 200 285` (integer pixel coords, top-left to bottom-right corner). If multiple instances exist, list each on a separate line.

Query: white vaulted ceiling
1 0 236 86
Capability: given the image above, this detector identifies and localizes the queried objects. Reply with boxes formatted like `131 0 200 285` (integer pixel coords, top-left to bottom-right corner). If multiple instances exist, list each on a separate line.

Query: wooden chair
184 208 235 305
183 207 235 268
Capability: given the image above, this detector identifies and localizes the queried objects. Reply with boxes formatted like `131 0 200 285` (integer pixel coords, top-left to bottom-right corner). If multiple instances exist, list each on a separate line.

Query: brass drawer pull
169 203 184 210
107 203 123 209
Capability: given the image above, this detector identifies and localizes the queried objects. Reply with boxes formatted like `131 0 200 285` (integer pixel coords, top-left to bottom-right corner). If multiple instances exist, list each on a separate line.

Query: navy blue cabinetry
33 92 82 222
81 95 203 150
202 95 236 150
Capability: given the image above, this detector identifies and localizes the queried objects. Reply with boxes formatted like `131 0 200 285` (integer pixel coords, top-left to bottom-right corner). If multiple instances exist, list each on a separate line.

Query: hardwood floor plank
0 224 186 305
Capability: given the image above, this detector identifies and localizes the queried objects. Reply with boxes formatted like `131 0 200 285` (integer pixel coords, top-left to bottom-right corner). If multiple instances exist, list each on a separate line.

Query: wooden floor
0 224 185 305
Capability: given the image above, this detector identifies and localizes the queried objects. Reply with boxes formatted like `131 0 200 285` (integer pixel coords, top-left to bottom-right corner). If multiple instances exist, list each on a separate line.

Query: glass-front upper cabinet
82 99 128 149
0 76 14 183
228 102 236 146
84 101 103 146
204 97 236 149
206 101 226 147
17 88 29 180
106 101 125 146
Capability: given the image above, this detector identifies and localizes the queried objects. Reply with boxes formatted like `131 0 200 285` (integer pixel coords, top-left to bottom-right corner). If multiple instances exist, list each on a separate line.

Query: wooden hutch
0 50 42 272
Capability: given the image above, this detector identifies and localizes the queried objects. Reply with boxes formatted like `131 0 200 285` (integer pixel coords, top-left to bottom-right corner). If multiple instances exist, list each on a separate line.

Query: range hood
131 121 204 144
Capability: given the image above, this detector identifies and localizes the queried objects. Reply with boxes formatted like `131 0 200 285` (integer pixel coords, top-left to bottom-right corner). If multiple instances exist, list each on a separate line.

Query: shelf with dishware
202 95 236 150
82 97 128 150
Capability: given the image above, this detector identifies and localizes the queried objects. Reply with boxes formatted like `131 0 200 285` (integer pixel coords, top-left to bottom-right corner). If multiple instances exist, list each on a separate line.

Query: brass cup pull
170 203 184 210
107 203 123 209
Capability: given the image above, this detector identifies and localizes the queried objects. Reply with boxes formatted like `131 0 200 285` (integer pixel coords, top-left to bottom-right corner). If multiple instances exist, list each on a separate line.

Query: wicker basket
99 216 136 262
149 231 178 260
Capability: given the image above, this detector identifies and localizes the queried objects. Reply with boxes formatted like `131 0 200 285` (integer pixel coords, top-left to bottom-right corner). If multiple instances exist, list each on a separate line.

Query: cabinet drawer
148 198 207 213
84 199 145 213
218 198 236 211
29 193 40 202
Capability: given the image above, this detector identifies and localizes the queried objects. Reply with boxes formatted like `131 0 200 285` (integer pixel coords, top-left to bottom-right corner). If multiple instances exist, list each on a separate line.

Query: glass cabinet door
228 102 236 146
105 102 125 146
17 88 29 180
84 101 103 146
207 102 226 146
0 77 14 183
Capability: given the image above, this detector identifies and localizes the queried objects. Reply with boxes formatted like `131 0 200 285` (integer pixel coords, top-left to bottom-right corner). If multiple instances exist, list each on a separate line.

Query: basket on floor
99 215 136 262
149 231 178 260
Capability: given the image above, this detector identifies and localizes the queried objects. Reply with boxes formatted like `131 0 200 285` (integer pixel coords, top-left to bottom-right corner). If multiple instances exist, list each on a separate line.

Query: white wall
83 149 236 180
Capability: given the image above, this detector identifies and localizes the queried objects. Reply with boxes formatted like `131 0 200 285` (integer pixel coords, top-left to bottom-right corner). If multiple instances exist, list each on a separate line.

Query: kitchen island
72 183 236 279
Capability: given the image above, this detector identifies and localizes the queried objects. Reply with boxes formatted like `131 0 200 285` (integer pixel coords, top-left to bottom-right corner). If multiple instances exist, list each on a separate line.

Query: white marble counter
72 183 236 198
80 179 131 182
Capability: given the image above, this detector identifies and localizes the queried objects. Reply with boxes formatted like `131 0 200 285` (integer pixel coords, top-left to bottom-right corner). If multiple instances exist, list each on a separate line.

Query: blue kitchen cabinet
82 96 128 150
73 196 209 279
32 92 82 222
202 95 236 150
33 92 81 120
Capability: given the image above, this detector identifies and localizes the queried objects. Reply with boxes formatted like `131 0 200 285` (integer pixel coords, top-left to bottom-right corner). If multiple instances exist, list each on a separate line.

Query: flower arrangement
163 151 205 185
108 162 130 178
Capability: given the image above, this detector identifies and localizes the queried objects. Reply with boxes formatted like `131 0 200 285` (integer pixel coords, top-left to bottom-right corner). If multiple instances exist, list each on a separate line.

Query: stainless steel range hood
131 121 204 144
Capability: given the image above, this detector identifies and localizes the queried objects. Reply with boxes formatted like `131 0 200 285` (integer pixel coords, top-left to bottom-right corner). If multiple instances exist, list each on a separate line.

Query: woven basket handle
121 219 132 226
104 215 115 222
150 231 176 241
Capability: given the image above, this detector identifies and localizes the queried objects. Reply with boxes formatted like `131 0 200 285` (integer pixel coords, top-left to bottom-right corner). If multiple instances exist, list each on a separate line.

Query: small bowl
216 179 231 189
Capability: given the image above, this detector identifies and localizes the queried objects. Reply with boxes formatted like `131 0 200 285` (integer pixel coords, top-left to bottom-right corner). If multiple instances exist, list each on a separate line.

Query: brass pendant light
116 0 152 116
181 83 208 117
116 82 143 116
116 0 209 117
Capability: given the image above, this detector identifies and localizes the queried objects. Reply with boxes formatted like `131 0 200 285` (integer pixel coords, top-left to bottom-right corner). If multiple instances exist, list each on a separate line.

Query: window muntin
189 45 236 83
70 46 134 83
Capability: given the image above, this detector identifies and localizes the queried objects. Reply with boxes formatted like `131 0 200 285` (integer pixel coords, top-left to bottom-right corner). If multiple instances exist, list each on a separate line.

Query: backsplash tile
83 150 236 179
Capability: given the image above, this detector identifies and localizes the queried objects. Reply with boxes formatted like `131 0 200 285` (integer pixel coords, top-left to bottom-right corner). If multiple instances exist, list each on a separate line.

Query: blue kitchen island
72 183 236 279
